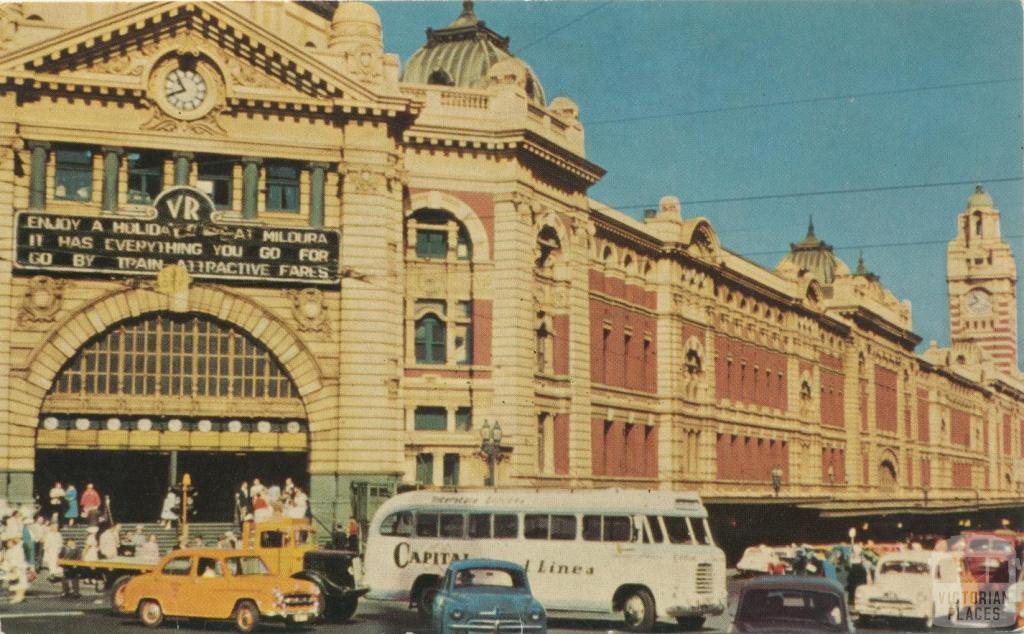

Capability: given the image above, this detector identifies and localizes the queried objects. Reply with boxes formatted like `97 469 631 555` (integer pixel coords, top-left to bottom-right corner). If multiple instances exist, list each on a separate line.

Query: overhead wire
514 1 615 54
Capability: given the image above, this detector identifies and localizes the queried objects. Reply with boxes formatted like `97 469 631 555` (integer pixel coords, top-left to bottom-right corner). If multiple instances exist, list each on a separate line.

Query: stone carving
17 276 65 326
0 4 23 53
225 57 285 91
289 288 330 333
141 103 227 136
157 261 191 311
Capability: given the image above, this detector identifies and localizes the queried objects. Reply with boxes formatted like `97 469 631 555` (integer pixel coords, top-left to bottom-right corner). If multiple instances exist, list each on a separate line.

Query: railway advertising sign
15 186 340 286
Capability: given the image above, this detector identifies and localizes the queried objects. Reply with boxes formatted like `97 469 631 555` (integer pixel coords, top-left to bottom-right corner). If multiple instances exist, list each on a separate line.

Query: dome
776 219 850 286
329 0 382 51
402 1 546 106
332 1 381 28
966 184 993 209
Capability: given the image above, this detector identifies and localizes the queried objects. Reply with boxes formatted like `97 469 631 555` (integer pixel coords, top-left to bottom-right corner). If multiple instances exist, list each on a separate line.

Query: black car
733 576 855 633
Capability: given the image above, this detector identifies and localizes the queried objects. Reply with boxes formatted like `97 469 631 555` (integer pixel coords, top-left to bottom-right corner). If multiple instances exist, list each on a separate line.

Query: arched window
536 226 561 269
415 314 446 364
975 213 983 238
410 209 471 260
428 70 454 86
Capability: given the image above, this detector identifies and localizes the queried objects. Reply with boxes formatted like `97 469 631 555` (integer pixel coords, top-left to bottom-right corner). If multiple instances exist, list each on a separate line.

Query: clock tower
947 186 1019 374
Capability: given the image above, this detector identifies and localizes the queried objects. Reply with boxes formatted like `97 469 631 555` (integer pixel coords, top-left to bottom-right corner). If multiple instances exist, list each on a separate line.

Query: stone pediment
0 2 412 116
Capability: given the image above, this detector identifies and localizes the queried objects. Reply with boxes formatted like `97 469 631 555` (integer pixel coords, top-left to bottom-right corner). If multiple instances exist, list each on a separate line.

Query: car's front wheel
233 600 260 633
138 599 164 628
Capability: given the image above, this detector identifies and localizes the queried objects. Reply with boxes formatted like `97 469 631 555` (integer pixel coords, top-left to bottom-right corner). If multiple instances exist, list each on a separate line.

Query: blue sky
374 1 1023 358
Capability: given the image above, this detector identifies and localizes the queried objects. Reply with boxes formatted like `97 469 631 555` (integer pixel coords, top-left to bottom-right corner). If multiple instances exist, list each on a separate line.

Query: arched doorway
34 313 309 522
878 459 898 492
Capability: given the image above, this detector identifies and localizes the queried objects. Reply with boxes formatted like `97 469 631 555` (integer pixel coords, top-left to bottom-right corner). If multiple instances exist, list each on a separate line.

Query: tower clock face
965 288 992 316
164 68 208 112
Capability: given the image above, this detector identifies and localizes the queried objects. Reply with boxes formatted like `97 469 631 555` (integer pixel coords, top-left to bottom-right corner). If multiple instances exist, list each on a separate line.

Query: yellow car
114 548 320 632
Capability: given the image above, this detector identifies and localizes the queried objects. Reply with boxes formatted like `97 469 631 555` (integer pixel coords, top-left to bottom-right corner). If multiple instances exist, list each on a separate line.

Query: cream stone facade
0 2 1021 544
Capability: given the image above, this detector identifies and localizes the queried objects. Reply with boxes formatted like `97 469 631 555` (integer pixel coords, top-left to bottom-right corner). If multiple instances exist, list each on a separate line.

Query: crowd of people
235 478 310 524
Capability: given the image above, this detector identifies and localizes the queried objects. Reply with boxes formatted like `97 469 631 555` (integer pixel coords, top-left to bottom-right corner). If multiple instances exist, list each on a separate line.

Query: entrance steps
60 522 236 557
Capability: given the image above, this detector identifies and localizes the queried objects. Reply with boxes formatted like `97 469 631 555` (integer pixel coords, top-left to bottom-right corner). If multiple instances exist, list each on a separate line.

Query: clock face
164 68 208 112
965 288 992 316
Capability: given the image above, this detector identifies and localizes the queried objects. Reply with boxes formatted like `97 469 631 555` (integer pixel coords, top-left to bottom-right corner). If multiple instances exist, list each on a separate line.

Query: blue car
432 559 547 633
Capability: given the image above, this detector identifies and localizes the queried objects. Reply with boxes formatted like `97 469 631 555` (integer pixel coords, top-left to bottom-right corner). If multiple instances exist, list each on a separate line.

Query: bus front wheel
414 579 441 620
676 615 705 630
622 589 656 632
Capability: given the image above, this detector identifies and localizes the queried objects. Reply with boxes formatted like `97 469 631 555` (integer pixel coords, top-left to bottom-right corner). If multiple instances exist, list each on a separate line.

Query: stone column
308 162 328 228
101 147 122 211
27 141 47 209
172 152 192 187
241 157 261 219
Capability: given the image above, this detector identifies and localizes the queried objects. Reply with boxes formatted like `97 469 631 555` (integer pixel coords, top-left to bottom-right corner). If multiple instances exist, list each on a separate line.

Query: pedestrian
124 525 145 557
283 477 295 497
331 522 347 549
63 484 78 527
286 488 308 519
48 481 65 521
846 546 868 606
250 478 265 498
1 536 29 604
43 522 63 580
98 524 119 560
139 534 160 563
266 481 281 505
83 526 99 561
347 515 361 552
27 515 46 570
252 492 271 523
191 535 204 548
235 481 251 524
80 484 101 527
160 488 178 529
59 538 81 597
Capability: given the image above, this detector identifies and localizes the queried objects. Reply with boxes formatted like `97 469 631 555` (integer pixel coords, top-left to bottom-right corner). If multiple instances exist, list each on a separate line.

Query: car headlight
530 608 545 621
450 608 464 620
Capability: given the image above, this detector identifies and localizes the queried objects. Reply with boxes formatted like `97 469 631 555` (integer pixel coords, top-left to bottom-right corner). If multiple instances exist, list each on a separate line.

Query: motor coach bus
363 488 727 632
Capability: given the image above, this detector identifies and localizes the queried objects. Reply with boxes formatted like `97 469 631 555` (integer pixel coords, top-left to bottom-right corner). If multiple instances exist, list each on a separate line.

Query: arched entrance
34 313 309 522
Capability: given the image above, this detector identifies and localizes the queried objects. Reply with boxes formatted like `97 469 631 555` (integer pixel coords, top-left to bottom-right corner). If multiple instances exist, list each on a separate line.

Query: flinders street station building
0 0 1020 551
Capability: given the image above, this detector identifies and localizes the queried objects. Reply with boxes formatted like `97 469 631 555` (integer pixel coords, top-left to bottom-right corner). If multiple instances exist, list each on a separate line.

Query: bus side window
379 511 413 537
550 515 576 541
645 516 664 543
663 516 693 544
493 514 518 539
416 513 439 538
468 513 491 539
582 516 601 541
604 516 632 542
260 531 283 548
440 513 465 538
524 514 549 539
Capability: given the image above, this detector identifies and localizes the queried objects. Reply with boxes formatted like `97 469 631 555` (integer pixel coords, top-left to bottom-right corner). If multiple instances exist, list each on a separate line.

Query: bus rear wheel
415 579 441 620
622 589 656 632
676 615 706 630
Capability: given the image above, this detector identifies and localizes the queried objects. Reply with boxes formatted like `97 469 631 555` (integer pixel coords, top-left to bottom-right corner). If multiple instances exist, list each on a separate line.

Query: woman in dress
160 488 178 529
82 527 99 561
42 522 63 580
139 534 160 563
63 485 78 527
48 482 65 522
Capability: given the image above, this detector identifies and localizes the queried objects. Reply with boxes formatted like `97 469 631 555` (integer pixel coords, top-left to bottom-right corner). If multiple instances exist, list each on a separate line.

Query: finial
806 215 815 239
855 250 867 276
975 184 984 194
462 0 475 17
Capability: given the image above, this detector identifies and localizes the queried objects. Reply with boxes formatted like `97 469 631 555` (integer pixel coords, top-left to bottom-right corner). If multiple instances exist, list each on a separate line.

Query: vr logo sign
154 186 215 223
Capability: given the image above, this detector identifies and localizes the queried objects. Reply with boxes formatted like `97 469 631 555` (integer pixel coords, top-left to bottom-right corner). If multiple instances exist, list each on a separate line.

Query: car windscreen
737 589 847 632
879 560 930 575
225 556 270 576
453 568 526 589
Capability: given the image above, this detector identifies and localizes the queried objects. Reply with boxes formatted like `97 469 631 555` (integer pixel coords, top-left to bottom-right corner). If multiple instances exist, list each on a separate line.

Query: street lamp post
479 421 504 488
770 465 783 497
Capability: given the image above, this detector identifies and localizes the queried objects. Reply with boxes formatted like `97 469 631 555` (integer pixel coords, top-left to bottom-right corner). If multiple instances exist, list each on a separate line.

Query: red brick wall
606 421 625 475
714 335 787 410
591 419 658 477
874 366 898 433
920 458 931 488
553 414 569 475
860 381 869 432
589 297 656 393
552 314 569 376
951 409 971 447
916 388 929 443
952 462 972 489
716 434 788 482
644 426 658 478
472 299 492 366
1003 414 1012 457
591 419 605 476
820 447 846 484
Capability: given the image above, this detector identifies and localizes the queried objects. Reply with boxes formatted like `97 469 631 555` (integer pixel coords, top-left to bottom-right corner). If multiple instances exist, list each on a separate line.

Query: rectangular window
127 151 165 205
454 407 472 432
197 155 233 208
582 515 601 541
54 147 93 202
550 515 576 541
663 516 693 544
645 515 664 543
415 512 438 537
443 453 460 486
524 514 549 540
493 514 517 538
265 163 300 212
415 453 434 485
468 514 491 539
414 406 447 431
601 326 611 384
439 513 464 537
416 230 448 259
582 515 631 542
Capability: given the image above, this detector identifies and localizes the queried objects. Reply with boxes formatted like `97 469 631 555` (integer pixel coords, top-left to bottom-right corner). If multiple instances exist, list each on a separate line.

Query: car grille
453 619 543 631
283 593 316 607
696 563 714 595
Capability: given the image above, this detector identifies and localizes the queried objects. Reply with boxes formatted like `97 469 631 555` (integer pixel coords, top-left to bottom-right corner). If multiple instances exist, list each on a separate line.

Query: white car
736 545 783 576
855 550 961 630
